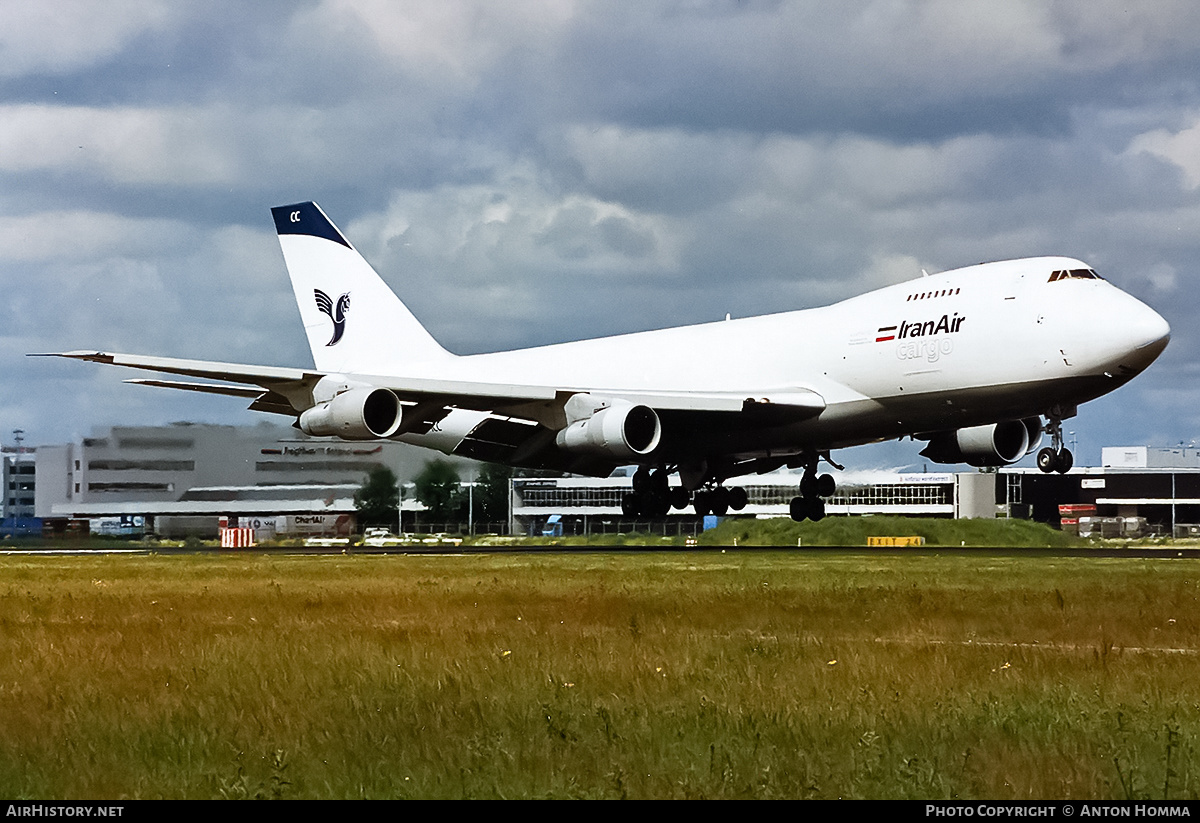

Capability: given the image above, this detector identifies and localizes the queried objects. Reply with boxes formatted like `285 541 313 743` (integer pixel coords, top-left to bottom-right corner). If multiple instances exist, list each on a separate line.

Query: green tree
474 462 513 522
354 466 399 529
413 459 464 523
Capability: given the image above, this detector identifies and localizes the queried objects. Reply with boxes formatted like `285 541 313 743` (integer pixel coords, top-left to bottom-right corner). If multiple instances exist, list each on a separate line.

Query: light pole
467 466 474 536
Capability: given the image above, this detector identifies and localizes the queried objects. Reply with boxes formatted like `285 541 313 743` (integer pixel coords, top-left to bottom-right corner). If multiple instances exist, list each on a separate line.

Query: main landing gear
789 455 838 522
621 467 672 518
623 455 840 521
620 466 748 518
1036 414 1073 474
692 485 748 517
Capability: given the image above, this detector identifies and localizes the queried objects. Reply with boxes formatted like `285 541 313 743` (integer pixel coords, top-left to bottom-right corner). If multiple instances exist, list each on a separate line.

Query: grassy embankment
465 515 1081 548
2 515 1081 550
1 550 1197 799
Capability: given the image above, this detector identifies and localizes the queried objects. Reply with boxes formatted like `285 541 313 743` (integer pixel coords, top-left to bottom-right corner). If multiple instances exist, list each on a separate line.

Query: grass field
1 549 1198 799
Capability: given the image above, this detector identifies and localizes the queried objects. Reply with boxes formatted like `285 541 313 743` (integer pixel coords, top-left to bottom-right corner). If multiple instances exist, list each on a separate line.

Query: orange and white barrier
220 527 255 548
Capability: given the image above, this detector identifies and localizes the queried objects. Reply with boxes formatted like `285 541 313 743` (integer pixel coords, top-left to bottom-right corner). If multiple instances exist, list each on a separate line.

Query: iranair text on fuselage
878 312 965 363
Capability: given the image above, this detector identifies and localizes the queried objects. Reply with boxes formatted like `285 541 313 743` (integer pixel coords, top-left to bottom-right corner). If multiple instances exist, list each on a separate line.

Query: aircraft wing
35 350 825 420
35 350 561 412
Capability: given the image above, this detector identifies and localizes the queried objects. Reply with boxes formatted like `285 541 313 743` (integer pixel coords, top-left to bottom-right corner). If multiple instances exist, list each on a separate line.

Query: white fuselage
392 257 1169 463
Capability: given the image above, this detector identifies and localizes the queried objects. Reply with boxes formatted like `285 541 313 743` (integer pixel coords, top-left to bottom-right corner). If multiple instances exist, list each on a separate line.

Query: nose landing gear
1037 412 1074 474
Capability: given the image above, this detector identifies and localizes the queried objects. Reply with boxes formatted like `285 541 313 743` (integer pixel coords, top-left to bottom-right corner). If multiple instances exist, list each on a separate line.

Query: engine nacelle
555 397 661 460
919 420 1031 467
298 387 402 440
1021 416 1044 456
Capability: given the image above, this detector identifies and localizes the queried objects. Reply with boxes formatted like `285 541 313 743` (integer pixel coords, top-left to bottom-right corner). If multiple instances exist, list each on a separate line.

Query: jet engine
298 387 403 440
919 418 1042 467
555 397 662 460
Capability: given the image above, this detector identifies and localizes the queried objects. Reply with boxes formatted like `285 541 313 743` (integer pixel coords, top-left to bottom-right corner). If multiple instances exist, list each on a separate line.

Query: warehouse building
34 422 435 538
1001 446 1200 537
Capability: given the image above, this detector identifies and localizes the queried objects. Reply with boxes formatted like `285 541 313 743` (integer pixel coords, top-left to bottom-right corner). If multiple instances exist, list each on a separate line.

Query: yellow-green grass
0 551 1197 799
465 516 1080 548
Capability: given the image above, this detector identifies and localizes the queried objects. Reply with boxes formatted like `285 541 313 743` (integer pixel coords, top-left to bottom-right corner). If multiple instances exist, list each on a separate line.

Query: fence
562 519 704 538
402 521 510 536
404 519 704 538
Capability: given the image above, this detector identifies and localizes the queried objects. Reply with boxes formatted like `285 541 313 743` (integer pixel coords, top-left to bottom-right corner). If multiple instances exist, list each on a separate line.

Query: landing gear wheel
1055 448 1073 474
817 473 836 497
1037 447 1057 473
621 493 640 517
808 497 826 522
789 496 809 522
648 468 669 494
1037 446 1074 474
728 487 748 511
670 487 691 510
632 467 653 494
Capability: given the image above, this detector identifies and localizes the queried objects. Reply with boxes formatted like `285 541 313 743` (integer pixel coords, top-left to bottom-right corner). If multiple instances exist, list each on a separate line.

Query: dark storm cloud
552 2 1200 141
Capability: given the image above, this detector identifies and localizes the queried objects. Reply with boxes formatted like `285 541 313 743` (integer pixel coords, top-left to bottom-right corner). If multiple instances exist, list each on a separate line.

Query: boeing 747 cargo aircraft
42 201 1170 521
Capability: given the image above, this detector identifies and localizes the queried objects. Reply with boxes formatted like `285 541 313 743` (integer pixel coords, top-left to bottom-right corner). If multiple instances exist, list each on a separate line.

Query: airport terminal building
510 470 992 534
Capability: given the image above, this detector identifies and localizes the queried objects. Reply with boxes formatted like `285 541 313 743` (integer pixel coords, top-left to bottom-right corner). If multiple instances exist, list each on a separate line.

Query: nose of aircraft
1119 293 1170 369
1132 298 1170 349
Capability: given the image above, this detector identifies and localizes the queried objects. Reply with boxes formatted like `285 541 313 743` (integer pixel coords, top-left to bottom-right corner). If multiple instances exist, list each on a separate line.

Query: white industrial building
33 422 438 538
510 470 996 535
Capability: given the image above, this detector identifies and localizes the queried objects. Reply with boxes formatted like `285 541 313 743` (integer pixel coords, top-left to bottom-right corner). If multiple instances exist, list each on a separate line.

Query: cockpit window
1048 268 1103 282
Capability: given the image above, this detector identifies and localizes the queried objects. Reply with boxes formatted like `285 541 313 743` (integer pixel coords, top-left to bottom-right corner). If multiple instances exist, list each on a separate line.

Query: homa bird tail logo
314 289 351 346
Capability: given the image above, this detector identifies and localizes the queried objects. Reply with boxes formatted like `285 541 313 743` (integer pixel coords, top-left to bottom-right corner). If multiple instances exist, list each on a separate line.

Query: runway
5 543 1200 558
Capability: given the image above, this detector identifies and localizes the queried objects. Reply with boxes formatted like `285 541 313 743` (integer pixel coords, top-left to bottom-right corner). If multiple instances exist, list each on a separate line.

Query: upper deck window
1048 268 1103 282
905 287 961 301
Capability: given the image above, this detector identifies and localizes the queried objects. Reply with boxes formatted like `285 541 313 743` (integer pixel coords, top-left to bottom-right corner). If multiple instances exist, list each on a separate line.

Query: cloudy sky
3 0 1199 470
